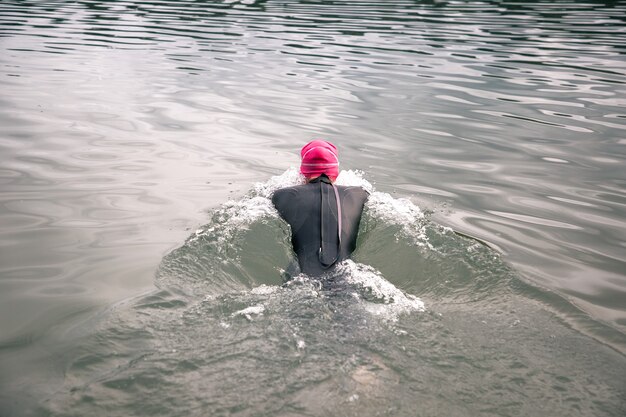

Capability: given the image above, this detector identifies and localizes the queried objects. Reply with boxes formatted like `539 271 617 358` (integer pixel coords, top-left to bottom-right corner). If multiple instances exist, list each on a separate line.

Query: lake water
1 0 625 415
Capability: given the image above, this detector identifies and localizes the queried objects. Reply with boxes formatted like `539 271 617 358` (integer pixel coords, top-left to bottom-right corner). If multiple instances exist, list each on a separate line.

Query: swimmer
272 140 369 276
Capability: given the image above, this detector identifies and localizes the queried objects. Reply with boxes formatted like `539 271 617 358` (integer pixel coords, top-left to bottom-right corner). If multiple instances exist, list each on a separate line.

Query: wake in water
42 169 626 417
157 167 430 322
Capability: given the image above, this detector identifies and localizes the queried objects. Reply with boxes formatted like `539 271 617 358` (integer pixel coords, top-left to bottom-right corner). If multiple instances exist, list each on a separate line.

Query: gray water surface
1 0 625 415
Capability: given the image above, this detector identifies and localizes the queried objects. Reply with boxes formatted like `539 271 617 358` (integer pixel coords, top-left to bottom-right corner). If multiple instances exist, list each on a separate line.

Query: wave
42 170 626 417
156 168 516 324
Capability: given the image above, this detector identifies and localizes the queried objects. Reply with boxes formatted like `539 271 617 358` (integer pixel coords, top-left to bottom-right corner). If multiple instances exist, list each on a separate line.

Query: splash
335 260 426 321
160 168 434 311
252 166 305 198
186 169 302 246
335 169 374 193
188 167 383 247
365 192 432 249
219 261 425 328
333 169 432 248
254 167 374 196
232 304 265 321
188 167 306 245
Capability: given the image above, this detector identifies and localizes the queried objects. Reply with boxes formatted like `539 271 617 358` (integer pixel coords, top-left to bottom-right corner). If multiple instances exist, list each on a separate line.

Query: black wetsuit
271 175 369 276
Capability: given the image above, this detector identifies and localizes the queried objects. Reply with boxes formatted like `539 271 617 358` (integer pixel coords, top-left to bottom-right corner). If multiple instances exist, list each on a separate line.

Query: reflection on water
1 0 625 415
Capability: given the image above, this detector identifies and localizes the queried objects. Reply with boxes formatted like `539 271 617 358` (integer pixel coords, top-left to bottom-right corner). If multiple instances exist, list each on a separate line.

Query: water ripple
2 0 626 412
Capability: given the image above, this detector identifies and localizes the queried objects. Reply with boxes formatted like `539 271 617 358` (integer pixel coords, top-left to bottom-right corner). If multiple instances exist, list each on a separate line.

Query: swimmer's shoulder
271 184 307 207
337 185 371 200
272 184 370 206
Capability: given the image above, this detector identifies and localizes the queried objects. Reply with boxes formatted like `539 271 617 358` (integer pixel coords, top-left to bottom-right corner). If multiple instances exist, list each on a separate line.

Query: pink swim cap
300 140 339 180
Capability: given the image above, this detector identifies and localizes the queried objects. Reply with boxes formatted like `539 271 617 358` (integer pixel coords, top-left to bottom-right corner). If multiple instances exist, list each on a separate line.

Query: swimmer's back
272 180 369 276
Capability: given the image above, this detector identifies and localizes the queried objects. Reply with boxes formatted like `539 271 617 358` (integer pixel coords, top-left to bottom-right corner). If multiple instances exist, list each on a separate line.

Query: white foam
189 168 307 245
254 167 373 197
188 193 278 246
250 284 280 295
337 260 425 322
191 168 422 248
335 169 374 193
232 304 265 321
365 192 432 248
187 169 431 315
258 168 430 247
253 166 305 198
224 195 277 223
